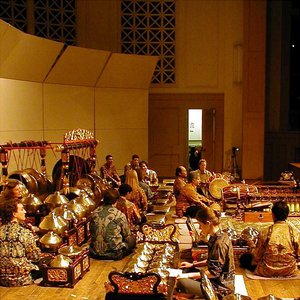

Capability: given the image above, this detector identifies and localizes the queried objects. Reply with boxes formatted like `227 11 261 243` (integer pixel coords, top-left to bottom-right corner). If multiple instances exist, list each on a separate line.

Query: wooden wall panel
241 0 266 180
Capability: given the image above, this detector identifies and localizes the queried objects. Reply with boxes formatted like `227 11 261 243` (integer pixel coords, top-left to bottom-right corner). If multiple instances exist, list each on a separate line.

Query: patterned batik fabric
89 205 131 256
115 196 141 230
207 230 235 298
253 221 300 277
0 222 41 286
173 177 187 198
176 183 208 217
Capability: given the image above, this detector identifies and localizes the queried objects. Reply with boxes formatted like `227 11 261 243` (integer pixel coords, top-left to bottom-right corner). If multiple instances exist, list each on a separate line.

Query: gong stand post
0 147 9 182
39 145 48 177
89 145 97 175
61 149 70 194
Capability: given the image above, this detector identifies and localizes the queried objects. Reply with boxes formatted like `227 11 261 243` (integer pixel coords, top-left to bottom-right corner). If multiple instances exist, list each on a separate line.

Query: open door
149 94 223 179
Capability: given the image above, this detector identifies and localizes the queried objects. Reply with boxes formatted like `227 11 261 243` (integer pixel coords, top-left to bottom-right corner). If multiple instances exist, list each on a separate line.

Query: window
121 0 176 85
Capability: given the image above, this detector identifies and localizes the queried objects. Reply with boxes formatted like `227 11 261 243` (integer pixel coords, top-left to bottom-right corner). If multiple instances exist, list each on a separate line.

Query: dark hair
106 154 113 160
272 200 289 221
187 172 199 183
1 181 22 201
102 189 120 205
175 166 182 176
139 160 148 167
119 183 132 196
0 198 19 224
132 154 139 160
196 206 221 225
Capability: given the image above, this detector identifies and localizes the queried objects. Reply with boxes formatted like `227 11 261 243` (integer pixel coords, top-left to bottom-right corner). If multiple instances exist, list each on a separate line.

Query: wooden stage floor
0 255 299 300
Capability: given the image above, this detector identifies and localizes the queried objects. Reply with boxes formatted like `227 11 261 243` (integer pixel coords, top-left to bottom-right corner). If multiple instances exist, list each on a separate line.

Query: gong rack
0 128 99 194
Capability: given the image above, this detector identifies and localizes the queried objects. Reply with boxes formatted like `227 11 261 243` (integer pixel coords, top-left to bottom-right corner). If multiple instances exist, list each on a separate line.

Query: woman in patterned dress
0 197 42 286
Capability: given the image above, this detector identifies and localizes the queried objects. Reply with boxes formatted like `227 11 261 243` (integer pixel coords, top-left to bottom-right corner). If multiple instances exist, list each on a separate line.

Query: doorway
188 109 202 171
148 94 223 179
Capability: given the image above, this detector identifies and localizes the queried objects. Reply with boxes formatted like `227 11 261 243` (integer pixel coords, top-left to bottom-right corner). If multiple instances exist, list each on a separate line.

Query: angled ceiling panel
0 19 9 41
96 53 158 89
45 46 111 87
0 21 63 82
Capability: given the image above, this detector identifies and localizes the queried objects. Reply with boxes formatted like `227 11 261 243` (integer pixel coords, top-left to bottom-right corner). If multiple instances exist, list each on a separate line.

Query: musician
89 189 136 260
1 180 26 199
241 200 300 277
125 169 148 219
100 154 121 187
175 172 209 218
176 206 235 299
139 160 158 185
0 197 42 286
116 183 141 230
136 168 155 201
124 154 140 174
190 159 212 197
173 166 187 198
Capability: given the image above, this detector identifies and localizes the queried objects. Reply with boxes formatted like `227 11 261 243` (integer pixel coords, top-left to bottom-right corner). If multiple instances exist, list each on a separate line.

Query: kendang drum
222 184 258 202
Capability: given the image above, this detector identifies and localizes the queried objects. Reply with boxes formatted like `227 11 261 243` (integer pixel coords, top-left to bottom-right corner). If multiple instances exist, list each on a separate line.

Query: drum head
209 178 229 199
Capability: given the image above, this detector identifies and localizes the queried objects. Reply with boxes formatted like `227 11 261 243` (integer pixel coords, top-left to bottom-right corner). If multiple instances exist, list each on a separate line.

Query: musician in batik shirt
89 189 136 260
173 166 188 198
249 200 300 277
0 197 42 287
116 183 141 231
100 154 121 187
176 172 209 218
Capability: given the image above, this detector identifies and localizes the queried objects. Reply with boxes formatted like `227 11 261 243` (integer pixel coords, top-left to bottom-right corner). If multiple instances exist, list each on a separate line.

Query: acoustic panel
0 19 10 41
96 53 158 89
45 46 111 87
0 20 63 82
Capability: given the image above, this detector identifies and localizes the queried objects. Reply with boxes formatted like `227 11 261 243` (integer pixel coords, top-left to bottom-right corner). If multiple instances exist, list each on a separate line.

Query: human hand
180 261 193 269
247 240 256 248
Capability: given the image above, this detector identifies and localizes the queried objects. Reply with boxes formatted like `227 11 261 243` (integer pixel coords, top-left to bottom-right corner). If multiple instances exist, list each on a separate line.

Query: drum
209 178 230 199
222 184 258 201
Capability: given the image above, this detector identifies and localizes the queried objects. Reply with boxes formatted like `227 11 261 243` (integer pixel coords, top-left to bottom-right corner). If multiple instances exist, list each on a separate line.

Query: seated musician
1 180 26 199
125 169 148 220
190 159 212 197
89 188 136 260
136 168 155 201
240 200 300 277
116 183 141 230
175 172 209 218
173 166 187 198
100 154 121 187
139 160 158 185
176 206 235 299
0 195 42 286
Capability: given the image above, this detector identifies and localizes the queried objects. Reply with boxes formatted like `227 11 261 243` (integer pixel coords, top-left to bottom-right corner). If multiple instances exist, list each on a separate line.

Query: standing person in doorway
189 147 201 171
